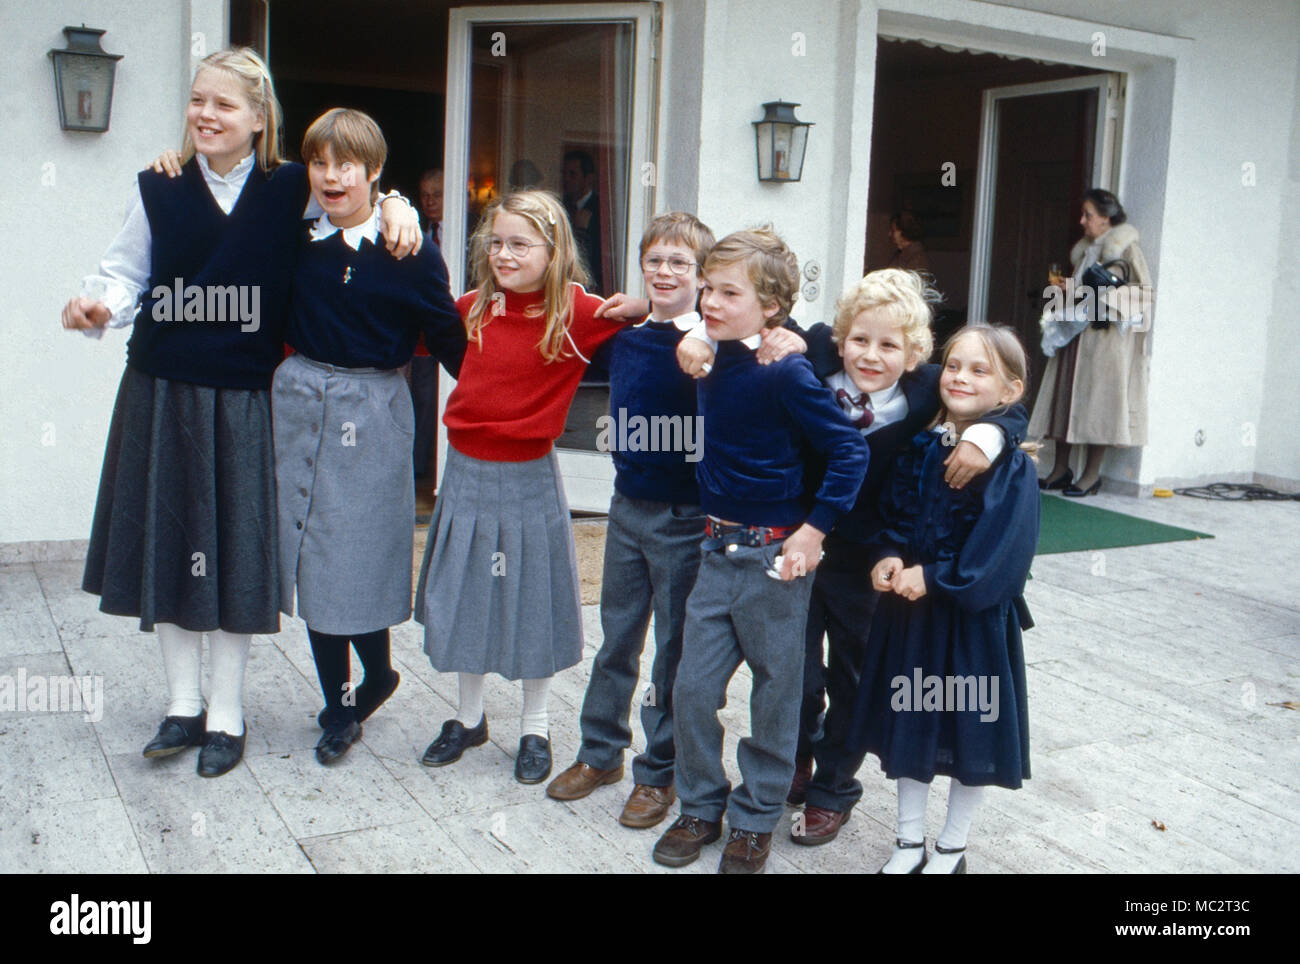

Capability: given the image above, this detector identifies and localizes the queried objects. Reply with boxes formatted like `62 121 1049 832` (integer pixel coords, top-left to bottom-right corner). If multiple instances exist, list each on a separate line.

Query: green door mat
1036 493 1213 555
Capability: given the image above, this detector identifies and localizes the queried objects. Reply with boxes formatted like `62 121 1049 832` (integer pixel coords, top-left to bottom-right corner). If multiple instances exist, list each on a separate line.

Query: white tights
156 623 250 736
455 672 552 737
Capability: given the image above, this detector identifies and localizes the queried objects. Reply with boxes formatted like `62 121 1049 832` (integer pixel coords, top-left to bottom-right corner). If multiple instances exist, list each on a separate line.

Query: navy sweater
800 322 1029 571
606 319 700 504
130 158 307 389
696 341 868 533
287 226 466 375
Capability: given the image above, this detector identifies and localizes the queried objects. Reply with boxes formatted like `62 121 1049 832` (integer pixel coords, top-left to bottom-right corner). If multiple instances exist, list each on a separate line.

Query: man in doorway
419 168 444 248
886 211 931 275
562 149 604 293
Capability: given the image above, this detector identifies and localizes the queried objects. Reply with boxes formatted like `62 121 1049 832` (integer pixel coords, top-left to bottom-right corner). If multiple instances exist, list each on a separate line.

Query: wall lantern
753 101 812 183
49 26 123 133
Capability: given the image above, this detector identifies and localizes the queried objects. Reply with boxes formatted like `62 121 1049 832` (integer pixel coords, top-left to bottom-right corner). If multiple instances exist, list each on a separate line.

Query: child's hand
594 293 650 320
150 149 183 177
778 524 825 581
892 565 927 600
872 557 903 592
380 196 423 259
61 297 110 331
756 326 807 364
678 337 716 378
943 440 992 489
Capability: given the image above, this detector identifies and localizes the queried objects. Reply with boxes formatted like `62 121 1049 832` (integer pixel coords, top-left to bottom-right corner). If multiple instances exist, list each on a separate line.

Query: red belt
705 517 798 546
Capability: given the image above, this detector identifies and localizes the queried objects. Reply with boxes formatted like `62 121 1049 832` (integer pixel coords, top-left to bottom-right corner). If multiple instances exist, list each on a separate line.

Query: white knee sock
157 623 203 718
456 672 485 727
520 676 551 738
206 630 250 736
924 780 985 874
881 777 931 874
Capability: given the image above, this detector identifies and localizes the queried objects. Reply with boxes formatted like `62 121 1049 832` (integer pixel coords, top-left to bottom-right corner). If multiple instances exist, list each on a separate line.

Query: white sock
520 676 551 738
881 777 931 874
157 623 204 717
206 630 250 736
456 672 485 727
924 780 985 874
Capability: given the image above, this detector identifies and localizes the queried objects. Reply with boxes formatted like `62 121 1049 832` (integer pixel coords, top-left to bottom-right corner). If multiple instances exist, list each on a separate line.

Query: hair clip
546 209 556 226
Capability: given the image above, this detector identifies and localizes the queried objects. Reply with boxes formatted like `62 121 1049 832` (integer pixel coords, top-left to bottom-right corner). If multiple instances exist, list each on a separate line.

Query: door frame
968 73 1123 322
439 2 660 509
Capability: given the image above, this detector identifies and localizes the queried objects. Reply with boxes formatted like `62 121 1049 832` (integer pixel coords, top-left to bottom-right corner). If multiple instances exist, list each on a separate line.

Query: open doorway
865 38 1120 407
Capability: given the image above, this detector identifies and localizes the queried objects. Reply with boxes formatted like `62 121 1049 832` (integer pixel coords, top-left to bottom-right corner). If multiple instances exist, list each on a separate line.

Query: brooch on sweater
343 266 353 285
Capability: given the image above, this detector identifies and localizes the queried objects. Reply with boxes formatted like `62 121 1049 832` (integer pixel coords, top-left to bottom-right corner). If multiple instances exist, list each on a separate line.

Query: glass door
440 3 658 511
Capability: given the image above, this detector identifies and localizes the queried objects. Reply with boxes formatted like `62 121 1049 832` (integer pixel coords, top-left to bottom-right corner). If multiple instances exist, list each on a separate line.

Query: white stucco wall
1 2 228 548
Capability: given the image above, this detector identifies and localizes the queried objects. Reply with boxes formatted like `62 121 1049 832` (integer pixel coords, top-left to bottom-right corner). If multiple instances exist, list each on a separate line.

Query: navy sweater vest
606 320 701 504
696 343 867 533
288 228 465 375
128 159 307 389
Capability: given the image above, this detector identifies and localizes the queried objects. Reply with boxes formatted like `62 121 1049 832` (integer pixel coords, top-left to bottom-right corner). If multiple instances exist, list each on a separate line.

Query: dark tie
835 388 874 429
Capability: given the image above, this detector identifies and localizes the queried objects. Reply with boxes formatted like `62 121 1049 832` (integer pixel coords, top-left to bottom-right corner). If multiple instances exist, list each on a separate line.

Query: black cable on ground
1174 482 1300 501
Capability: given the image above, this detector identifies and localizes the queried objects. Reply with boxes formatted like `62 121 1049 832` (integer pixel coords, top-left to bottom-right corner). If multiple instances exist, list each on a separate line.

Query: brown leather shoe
545 761 624 800
718 829 773 874
786 755 814 805
619 783 676 829
791 805 851 846
652 814 722 867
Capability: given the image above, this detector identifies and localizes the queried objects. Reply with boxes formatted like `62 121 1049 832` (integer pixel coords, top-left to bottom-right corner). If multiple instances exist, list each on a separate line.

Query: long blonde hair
180 48 285 172
934 324 1040 461
465 190 589 363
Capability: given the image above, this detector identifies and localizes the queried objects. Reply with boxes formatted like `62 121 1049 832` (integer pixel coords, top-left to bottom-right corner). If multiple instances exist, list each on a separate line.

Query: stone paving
1 490 1297 873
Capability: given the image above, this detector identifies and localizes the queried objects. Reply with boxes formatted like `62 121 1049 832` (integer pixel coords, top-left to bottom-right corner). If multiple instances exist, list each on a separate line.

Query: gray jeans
674 539 816 833
577 492 703 785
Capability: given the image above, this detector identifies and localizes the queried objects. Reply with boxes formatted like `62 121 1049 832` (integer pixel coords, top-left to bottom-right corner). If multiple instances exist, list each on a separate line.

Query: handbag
1081 259 1131 329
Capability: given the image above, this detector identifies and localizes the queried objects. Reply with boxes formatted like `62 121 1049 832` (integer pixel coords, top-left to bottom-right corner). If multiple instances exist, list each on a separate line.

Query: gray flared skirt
272 353 416 635
414 446 583 680
82 365 280 634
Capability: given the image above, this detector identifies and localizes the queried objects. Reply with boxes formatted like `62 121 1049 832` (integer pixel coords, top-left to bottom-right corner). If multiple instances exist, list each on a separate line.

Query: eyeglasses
641 256 697 276
487 237 550 257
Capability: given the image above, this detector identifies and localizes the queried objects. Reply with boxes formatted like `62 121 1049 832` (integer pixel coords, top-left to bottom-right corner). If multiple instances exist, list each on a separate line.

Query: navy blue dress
847 428 1039 789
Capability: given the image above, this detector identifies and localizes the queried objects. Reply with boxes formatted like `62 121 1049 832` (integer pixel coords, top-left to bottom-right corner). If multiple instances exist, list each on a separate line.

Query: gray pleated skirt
415 445 583 680
272 353 416 636
82 365 280 634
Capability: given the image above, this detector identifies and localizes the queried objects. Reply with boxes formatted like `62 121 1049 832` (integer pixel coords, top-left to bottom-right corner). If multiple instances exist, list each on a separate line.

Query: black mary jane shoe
877 837 928 874
421 716 489 767
514 733 553 784
1038 468 1074 491
1062 478 1102 498
142 712 207 758
315 718 362 766
197 724 247 778
932 842 968 874
316 670 401 729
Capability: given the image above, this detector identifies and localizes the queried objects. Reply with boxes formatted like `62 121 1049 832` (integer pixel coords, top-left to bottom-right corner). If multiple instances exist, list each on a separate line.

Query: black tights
307 627 393 717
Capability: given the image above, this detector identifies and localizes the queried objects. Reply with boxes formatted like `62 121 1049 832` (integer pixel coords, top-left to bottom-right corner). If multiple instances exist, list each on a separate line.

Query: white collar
636 310 700 332
828 370 903 407
196 150 255 184
308 205 381 250
739 333 763 350
576 189 594 209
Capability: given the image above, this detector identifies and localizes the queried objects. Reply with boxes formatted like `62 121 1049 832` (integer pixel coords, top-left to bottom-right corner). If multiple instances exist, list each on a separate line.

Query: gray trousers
674 540 815 833
577 492 703 785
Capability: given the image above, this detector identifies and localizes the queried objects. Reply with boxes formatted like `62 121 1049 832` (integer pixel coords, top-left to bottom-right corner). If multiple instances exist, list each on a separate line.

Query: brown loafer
619 783 676 829
791 805 851 846
718 829 773 874
545 761 624 801
652 814 722 867
786 755 814 805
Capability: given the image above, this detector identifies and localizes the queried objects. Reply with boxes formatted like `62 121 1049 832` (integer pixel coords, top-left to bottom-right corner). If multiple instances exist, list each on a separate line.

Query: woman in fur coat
1029 188 1154 496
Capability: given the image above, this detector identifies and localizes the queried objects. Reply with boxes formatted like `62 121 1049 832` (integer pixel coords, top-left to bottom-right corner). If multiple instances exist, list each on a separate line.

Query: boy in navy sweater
652 228 867 874
546 213 716 828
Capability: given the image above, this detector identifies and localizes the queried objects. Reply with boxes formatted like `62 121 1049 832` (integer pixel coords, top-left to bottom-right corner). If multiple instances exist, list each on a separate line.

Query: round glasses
487 237 550 257
641 256 697 276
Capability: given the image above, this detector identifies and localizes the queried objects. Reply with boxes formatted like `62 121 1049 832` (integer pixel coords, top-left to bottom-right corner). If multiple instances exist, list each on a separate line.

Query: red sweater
444 284 622 461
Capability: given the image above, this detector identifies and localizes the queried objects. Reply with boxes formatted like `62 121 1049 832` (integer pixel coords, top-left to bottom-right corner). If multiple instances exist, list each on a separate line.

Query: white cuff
683 320 717 351
959 422 1005 462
